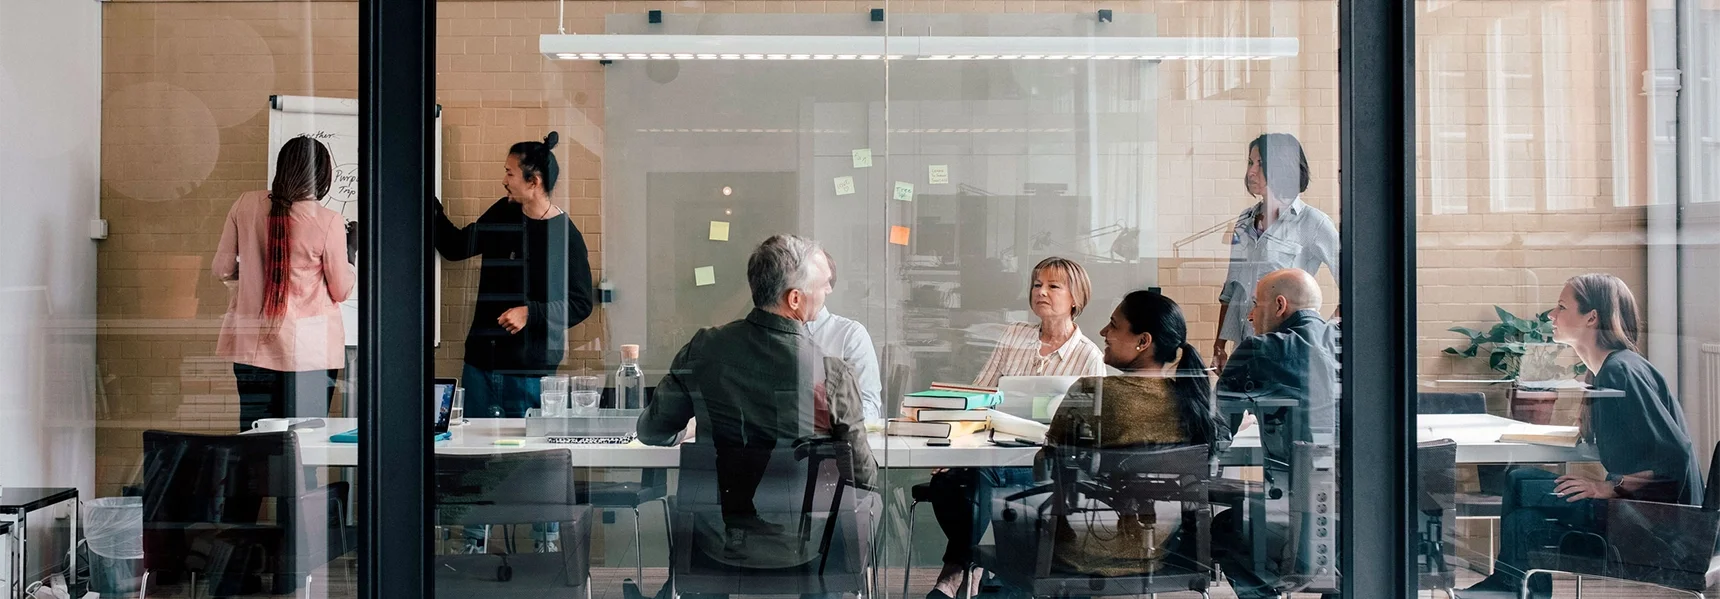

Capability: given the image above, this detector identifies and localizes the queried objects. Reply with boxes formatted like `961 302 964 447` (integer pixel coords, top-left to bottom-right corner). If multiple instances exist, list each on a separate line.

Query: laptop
995 375 1082 422
332 378 459 443
432 377 458 433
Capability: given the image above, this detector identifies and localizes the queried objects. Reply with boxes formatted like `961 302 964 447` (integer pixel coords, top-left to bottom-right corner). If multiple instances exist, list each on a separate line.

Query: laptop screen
432 378 457 433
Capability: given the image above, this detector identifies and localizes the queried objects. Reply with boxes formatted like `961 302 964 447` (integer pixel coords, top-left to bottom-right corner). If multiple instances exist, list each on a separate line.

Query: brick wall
94 0 1654 496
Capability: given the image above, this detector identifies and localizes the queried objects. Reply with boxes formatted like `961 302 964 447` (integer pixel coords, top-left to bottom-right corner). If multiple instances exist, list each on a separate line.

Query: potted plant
1444 307 1587 424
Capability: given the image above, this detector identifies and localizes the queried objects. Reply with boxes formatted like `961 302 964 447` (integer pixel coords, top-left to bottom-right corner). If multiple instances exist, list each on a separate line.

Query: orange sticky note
889 226 911 246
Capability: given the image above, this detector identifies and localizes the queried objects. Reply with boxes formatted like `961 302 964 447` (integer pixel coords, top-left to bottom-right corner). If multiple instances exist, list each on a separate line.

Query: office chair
979 444 1216 598
434 451 593 598
139 431 353 599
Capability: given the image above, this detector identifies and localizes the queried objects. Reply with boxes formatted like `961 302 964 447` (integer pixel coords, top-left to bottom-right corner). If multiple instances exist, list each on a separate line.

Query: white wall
0 0 102 498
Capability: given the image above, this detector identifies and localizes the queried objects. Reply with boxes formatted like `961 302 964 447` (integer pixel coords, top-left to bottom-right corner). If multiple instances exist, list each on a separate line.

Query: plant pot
1511 388 1560 425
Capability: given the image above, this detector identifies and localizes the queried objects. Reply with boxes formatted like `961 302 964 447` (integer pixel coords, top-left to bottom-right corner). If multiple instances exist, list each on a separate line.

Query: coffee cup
252 418 291 433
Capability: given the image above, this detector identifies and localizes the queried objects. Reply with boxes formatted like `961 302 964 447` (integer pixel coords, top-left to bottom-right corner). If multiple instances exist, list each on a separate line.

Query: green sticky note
709 221 730 242
694 266 716 287
893 181 914 202
852 149 873 168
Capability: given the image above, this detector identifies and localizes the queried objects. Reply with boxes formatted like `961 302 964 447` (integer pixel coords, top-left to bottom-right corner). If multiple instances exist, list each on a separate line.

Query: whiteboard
267 95 443 346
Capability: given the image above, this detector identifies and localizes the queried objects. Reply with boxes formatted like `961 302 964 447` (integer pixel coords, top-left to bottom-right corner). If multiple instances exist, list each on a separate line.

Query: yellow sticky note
929 165 949 184
852 149 873 168
893 181 914 202
694 266 716 287
834 176 856 196
889 226 911 246
709 221 730 241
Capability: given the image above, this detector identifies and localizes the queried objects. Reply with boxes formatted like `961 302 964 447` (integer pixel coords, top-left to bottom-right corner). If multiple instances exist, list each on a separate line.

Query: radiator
1697 344 1720 468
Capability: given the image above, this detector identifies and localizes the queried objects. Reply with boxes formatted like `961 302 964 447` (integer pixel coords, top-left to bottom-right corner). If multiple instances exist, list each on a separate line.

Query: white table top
289 413 1592 469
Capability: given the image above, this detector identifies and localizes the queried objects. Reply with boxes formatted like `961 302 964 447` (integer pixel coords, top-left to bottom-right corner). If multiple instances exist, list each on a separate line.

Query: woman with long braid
215 135 355 432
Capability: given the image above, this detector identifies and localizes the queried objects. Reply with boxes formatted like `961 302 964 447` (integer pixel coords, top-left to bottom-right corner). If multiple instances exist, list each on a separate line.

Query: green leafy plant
1444 306 1587 379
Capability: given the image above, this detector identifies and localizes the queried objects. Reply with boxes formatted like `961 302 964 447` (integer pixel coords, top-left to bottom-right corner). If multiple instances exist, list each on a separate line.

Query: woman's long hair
1566 273 1641 354
1116 289 1226 446
264 136 334 317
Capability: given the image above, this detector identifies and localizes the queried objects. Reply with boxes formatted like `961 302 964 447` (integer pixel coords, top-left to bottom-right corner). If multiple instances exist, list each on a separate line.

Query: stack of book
886 382 1001 439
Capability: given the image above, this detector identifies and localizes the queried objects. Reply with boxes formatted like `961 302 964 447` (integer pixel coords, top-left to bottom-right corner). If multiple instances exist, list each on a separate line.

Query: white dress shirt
807 307 884 421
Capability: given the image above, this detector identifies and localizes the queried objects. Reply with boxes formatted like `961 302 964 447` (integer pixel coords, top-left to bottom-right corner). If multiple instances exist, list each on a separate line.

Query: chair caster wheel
497 564 514 581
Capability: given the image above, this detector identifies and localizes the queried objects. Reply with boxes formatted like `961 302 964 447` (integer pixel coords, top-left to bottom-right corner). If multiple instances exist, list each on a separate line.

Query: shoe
462 540 487 554
723 528 750 559
1456 573 1550 599
534 540 559 553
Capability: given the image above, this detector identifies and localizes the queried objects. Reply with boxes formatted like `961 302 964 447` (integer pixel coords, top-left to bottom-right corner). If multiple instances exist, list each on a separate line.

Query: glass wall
83 1 363 597
1414 0 1719 596
427 1 1347 598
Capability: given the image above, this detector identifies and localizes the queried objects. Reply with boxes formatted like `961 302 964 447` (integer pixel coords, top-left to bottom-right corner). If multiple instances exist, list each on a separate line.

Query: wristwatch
1610 477 1631 500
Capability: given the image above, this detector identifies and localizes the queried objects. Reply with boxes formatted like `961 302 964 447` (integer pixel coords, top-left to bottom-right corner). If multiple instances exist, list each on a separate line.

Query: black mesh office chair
1519 441 1720 598
1419 391 1506 573
139 431 353 599
977 444 1216 598
1418 439 1459 598
667 438 876 599
434 451 593 598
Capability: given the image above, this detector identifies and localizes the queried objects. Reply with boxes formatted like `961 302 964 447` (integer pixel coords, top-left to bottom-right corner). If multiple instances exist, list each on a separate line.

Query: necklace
528 202 558 220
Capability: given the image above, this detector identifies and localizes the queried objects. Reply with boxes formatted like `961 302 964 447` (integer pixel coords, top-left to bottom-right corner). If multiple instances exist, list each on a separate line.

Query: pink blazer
214 190 354 372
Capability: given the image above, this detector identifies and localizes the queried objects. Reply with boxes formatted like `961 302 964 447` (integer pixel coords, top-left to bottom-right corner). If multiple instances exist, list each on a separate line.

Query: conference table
292 413 1593 468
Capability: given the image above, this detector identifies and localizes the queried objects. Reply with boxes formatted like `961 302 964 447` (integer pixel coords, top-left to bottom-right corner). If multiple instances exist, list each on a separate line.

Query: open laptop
432 377 457 433
995 375 1082 422
333 378 459 443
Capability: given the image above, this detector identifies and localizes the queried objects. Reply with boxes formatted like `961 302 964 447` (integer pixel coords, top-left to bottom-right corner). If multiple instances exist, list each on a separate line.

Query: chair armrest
1598 499 1720 573
1527 498 1720 582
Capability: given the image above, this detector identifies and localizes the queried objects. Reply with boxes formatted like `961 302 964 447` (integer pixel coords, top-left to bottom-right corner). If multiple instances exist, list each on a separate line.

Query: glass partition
427 1 1346 597
87 1 365 597
1414 0 1720 596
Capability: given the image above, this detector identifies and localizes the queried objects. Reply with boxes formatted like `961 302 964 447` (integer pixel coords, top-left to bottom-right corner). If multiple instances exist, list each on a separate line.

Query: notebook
330 429 450 443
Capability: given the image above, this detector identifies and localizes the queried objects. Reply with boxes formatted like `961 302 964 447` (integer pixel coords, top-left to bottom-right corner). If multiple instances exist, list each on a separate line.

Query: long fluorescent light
540 34 1299 61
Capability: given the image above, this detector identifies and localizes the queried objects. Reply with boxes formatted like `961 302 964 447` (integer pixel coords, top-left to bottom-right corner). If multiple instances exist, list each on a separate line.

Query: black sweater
1588 349 1703 504
433 198 594 374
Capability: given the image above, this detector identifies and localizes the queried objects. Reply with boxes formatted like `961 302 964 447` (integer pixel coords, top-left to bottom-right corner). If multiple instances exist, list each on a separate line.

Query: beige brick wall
94 0 1655 496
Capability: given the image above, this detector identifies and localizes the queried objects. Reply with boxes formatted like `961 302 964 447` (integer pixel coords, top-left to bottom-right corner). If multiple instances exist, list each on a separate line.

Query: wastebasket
84 497 143 596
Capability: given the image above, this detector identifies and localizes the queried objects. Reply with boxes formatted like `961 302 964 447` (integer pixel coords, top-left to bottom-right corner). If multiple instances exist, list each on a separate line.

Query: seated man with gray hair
1210 267 1340 599
637 234 877 570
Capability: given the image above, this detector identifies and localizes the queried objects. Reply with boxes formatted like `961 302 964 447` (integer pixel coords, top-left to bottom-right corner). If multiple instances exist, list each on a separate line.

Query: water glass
570 375 601 414
541 391 568 417
449 388 465 424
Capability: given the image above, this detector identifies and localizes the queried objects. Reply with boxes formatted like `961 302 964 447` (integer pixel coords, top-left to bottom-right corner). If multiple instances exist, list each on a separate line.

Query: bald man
1208 268 1340 599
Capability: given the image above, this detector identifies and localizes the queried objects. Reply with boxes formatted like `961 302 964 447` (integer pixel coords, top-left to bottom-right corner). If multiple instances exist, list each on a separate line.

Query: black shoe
723 528 750 560
1456 573 1550 599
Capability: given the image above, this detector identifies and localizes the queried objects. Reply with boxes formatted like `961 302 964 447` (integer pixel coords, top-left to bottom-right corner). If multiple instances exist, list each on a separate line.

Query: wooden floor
108 562 1701 599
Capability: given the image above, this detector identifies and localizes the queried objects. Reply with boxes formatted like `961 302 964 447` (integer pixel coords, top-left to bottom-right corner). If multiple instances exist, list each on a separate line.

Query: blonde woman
923 256 1107 599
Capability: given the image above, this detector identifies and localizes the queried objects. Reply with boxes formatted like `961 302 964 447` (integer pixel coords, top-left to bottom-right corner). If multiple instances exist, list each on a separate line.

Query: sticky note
694 266 716 287
893 181 914 202
852 149 873 168
494 439 525 447
889 226 911 246
709 221 730 241
834 176 856 196
929 165 949 184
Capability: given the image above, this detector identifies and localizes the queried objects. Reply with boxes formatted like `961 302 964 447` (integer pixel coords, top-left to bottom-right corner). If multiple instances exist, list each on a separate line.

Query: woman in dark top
1460 274 1701 598
433 131 595 419
1037 290 1229 577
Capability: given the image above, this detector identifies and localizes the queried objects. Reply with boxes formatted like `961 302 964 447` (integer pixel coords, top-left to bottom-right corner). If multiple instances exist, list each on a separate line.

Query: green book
902 389 1003 410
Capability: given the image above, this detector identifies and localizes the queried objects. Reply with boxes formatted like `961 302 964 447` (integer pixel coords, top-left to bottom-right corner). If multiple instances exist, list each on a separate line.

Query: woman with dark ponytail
433 131 595 552
1031 289 1229 577
215 135 354 432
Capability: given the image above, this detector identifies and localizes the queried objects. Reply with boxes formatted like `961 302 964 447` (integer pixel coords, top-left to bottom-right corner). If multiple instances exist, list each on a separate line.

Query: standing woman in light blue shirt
1211 133 1339 372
